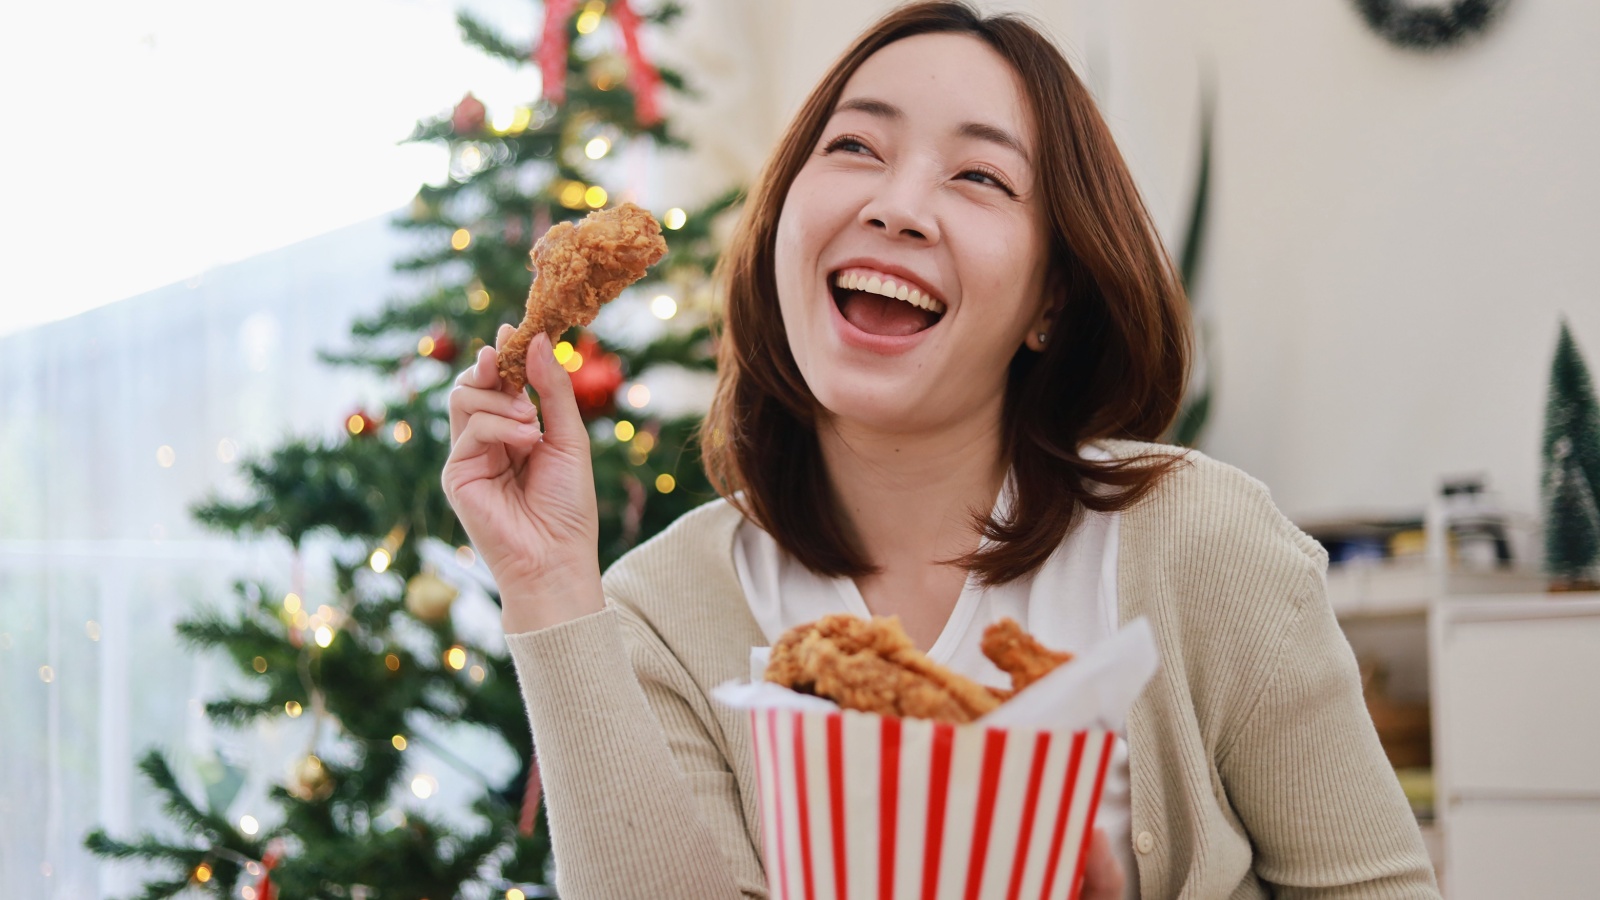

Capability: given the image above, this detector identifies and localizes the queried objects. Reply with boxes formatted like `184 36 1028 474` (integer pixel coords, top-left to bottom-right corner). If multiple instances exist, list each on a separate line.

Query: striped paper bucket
750 706 1115 900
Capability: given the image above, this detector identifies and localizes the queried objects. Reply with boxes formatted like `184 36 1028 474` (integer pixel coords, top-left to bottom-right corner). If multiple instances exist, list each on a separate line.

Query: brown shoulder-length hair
700 0 1191 586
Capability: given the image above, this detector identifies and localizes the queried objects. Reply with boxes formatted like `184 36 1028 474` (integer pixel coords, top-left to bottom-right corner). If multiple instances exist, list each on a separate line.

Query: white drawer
1444 801 1600 900
1433 602 1600 795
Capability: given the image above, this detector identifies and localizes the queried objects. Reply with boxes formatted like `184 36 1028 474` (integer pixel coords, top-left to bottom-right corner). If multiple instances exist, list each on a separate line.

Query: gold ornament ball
291 755 334 802
405 572 458 624
586 52 630 91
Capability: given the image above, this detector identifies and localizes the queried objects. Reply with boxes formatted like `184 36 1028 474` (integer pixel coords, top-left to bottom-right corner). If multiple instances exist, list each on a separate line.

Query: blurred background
2 0 1597 897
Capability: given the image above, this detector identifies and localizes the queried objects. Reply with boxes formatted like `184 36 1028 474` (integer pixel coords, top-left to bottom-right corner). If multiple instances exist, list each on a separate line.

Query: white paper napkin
715 617 1160 732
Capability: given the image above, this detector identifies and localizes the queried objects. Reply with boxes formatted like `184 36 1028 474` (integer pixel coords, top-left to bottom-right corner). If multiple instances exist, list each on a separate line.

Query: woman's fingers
450 378 539 445
453 345 497 393
521 332 588 456
443 411 542 490
1080 829 1125 900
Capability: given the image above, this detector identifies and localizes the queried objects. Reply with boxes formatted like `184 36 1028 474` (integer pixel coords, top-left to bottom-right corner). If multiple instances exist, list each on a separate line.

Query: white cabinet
1327 565 1600 895
1429 595 1600 899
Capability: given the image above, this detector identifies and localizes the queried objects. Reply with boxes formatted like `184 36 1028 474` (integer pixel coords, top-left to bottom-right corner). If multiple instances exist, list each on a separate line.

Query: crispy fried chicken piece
765 614 1001 723
496 203 667 391
763 615 1075 723
981 618 1074 692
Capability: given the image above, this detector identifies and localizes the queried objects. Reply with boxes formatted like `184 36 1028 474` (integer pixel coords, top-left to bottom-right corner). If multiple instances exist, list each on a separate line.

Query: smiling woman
443 2 1441 898
708 19 1190 592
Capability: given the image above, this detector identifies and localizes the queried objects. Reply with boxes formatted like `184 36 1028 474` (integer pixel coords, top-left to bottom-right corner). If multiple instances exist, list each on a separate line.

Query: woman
443 3 1440 898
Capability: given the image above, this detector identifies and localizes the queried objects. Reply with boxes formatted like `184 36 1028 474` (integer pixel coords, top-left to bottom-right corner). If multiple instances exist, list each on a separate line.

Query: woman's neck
816 408 1008 580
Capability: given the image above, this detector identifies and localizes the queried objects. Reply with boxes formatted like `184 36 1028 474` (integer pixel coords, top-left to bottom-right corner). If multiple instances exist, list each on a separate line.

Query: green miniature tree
1541 320 1600 590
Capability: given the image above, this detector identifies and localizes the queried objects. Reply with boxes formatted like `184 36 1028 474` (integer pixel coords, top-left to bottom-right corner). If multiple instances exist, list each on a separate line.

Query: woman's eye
823 135 872 155
960 168 1015 194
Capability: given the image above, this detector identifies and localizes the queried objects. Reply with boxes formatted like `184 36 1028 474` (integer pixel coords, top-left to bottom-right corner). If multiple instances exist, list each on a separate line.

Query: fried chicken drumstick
765 615 1075 724
981 618 1075 692
496 202 667 391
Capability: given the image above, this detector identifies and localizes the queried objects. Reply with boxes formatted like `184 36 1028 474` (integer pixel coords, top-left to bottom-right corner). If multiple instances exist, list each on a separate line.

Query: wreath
1351 0 1509 50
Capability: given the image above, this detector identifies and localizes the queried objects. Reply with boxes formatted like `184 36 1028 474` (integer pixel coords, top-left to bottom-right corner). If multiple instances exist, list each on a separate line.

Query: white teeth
835 270 947 315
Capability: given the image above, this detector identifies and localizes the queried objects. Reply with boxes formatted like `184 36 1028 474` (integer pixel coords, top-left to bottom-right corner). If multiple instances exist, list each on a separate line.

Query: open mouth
829 267 947 337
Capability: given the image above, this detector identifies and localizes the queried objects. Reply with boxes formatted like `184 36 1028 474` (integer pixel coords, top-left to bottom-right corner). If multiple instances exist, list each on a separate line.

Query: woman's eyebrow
833 96 1029 160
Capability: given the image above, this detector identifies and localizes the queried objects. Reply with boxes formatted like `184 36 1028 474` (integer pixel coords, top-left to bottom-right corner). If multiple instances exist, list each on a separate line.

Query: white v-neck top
732 474 1138 898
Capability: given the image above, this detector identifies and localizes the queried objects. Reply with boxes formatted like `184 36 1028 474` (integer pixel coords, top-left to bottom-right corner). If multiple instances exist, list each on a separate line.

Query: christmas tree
85 2 739 897
1542 320 1600 590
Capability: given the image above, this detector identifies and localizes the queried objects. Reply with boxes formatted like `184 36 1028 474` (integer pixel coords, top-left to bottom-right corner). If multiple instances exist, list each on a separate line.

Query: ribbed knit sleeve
506 606 766 899
1216 570 1439 899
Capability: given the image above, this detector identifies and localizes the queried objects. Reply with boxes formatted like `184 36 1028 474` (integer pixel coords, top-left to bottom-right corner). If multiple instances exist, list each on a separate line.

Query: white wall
665 0 1600 525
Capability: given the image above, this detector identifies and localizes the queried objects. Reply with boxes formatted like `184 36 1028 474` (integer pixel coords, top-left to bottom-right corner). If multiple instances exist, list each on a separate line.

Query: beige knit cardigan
506 442 1441 899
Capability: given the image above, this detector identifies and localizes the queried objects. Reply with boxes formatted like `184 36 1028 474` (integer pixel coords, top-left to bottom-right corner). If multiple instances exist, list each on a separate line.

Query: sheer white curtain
0 213 439 898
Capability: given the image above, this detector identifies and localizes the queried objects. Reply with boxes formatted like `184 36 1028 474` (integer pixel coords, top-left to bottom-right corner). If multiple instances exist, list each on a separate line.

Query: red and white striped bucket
750 706 1115 900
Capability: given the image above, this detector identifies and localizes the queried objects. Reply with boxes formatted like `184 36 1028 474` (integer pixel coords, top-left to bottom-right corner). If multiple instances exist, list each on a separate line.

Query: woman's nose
858 178 940 243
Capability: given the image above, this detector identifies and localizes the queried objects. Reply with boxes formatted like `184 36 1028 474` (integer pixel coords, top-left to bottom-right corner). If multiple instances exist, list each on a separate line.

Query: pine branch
628 324 717 373
455 10 530 63
140 752 226 837
645 2 686 26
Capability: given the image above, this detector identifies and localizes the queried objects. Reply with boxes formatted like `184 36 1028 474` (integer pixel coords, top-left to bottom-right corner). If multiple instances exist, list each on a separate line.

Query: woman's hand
442 325 605 633
1081 828 1126 900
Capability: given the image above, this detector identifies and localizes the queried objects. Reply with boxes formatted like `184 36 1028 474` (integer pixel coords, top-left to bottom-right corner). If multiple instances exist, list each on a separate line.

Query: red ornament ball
568 334 624 420
345 409 381 438
425 330 459 364
451 92 486 135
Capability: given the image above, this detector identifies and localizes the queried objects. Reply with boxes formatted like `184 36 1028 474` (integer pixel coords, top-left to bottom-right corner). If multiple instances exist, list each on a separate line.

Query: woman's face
774 32 1052 435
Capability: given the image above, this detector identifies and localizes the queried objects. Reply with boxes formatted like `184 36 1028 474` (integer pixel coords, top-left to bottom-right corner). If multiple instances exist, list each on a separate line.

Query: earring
1037 331 1048 344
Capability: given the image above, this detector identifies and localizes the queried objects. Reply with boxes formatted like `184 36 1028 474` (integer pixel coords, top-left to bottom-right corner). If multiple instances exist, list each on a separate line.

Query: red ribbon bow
537 0 662 127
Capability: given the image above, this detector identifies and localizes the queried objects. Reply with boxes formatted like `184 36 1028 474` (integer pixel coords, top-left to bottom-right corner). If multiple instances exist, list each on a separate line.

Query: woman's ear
1024 275 1065 353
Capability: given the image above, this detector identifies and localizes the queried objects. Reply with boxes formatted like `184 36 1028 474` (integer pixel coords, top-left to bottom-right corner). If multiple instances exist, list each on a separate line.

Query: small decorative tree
1541 320 1600 591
